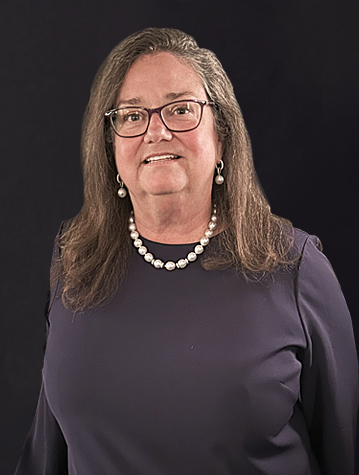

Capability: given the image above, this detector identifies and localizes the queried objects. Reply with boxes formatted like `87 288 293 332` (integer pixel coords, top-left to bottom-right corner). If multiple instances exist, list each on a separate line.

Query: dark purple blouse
15 228 358 474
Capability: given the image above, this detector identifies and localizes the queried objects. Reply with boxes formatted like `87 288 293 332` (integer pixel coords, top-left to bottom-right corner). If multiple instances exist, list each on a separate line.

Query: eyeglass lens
112 101 202 137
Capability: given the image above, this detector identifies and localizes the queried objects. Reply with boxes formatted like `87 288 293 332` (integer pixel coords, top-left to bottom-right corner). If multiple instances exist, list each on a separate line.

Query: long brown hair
52 27 295 312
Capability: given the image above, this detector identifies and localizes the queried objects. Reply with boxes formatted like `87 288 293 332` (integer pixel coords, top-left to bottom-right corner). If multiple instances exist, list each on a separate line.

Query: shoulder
286 227 324 269
58 218 73 238
289 227 343 294
292 228 352 336
52 218 73 255
284 227 347 308
50 218 73 281
291 228 337 281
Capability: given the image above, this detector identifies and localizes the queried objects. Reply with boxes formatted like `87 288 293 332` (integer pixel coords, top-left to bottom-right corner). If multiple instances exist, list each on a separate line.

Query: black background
1 0 358 473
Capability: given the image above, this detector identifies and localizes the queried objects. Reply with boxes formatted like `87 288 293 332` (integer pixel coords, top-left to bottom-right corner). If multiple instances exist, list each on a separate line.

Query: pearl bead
144 253 153 262
153 259 163 269
187 252 197 262
128 205 217 270
200 236 209 246
118 188 127 198
164 261 176 271
177 259 187 268
194 245 204 254
215 174 224 185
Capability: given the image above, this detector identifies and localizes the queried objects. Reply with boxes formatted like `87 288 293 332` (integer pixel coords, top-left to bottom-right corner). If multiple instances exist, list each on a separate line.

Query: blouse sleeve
296 234 358 474
15 222 69 475
14 384 68 475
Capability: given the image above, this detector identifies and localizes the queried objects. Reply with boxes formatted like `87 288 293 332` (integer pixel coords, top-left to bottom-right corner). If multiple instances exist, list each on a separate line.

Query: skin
114 52 222 244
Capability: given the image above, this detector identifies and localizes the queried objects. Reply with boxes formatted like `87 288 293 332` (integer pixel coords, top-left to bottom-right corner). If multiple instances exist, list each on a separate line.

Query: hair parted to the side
52 27 296 312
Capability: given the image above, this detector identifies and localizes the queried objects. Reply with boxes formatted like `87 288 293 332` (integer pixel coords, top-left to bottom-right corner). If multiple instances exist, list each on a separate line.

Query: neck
130 195 213 244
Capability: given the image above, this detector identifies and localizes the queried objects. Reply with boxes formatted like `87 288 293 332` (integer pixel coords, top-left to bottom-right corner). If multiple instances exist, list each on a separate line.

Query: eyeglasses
105 99 215 138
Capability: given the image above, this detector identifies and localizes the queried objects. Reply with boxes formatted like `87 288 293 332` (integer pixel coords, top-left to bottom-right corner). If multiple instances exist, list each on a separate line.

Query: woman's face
113 52 222 206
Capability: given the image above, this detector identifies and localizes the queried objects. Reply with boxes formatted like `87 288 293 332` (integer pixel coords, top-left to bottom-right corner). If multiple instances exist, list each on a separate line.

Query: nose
143 111 173 143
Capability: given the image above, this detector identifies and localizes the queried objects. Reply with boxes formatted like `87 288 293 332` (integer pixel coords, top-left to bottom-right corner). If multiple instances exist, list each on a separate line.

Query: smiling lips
144 154 180 164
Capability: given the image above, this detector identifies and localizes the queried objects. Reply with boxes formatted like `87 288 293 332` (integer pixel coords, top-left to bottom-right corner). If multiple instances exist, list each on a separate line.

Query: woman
15 27 358 475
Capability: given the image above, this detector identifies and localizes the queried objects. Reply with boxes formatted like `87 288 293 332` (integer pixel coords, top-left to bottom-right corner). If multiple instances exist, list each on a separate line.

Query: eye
124 112 142 122
169 103 194 116
116 109 147 124
174 106 190 115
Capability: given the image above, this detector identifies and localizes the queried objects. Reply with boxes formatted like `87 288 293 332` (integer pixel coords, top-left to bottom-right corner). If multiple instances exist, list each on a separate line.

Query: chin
145 178 187 196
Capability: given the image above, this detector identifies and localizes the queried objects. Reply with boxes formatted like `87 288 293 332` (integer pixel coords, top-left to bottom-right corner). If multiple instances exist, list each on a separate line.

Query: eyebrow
117 96 143 106
165 91 197 100
117 91 198 107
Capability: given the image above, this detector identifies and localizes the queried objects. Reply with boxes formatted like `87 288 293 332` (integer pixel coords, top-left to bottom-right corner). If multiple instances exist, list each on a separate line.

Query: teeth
145 154 179 163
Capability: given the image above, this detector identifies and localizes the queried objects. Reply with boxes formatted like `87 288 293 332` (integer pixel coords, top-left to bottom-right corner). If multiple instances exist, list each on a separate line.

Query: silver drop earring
215 160 225 185
116 174 127 198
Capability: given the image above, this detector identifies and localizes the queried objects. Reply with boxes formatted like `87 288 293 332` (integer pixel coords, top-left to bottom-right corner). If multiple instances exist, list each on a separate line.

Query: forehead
117 52 206 104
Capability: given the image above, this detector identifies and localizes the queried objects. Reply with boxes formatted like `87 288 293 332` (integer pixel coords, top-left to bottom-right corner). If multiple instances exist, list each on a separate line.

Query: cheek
114 138 138 174
194 134 221 168
194 118 222 164
114 138 125 168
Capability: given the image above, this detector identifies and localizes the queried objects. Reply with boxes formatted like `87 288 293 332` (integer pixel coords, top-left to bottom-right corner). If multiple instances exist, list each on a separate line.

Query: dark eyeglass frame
104 99 215 138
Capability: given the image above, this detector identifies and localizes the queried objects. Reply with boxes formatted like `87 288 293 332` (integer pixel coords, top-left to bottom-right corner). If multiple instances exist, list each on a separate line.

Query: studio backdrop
1 1 358 474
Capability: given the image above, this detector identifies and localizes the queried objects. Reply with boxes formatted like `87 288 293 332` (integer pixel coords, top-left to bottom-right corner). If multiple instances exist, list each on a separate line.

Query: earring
215 160 224 185
116 174 127 198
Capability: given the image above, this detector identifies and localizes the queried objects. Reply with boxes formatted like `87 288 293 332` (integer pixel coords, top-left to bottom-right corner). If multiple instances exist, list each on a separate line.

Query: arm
14 384 68 475
15 223 69 475
296 235 358 474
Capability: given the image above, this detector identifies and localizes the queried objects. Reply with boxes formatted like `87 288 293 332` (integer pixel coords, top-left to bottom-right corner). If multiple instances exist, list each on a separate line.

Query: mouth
144 154 181 164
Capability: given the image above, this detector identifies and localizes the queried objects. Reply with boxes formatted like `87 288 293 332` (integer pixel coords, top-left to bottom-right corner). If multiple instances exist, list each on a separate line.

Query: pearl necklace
128 206 217 271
